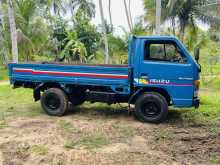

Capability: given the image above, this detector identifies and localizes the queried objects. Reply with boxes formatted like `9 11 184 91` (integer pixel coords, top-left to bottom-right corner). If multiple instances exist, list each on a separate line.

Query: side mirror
194 47 200 62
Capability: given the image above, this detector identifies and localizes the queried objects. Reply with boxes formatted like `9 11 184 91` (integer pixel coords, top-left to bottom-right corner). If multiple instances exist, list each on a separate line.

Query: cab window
145 41 186 63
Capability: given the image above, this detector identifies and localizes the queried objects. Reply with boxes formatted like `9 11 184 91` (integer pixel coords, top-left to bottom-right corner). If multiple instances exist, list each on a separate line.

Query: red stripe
13 69 192 86
14 69 128 79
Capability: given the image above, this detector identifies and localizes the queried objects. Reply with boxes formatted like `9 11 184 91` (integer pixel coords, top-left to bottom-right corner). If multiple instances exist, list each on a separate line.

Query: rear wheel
41 88 68 116
135 92 168 123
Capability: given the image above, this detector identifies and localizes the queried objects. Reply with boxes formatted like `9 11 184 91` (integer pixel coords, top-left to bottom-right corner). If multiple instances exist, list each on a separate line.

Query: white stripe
13 68 128 77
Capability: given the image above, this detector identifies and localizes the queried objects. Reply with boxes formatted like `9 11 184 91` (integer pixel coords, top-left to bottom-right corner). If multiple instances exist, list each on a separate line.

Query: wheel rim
45 93 61 110
141 102 160 118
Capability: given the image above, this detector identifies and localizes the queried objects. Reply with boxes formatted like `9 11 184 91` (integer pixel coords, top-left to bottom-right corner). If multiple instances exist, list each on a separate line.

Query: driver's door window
145 42 186 63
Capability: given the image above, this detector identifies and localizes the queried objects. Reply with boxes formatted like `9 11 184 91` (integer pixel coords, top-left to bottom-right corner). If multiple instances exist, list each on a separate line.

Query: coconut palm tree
144 0 220 40
14 0 49 59
167 0 220 40
123 0 132 31
155 0 161 35
7 0 18 63
71 0 95 18
46 0 65 15
99 0 109 64
108 0 113 31
128 0 133 29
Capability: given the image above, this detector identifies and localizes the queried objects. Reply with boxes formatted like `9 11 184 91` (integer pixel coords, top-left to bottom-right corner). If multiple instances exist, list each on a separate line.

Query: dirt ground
0 106 219 165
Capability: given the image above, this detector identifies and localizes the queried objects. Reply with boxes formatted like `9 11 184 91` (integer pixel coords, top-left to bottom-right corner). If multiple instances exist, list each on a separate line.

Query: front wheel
135 92 168 123
41 88 68 116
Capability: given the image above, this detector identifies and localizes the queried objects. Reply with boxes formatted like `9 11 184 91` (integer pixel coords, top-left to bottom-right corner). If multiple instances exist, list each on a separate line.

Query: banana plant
61 31 87 63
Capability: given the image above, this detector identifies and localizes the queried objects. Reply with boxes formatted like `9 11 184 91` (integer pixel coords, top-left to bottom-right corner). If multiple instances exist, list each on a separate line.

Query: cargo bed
8 63 130 94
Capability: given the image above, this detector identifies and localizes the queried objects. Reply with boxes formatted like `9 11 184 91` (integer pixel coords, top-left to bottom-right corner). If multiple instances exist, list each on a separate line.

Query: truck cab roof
133 35 179 41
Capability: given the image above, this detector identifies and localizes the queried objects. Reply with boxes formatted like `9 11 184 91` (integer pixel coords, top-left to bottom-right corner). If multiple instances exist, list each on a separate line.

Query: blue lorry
8 36 201 123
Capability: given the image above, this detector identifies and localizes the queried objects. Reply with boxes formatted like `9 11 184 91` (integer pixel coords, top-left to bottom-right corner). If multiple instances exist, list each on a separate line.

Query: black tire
69 90 85 106
135 92 168 123
41 88 68 116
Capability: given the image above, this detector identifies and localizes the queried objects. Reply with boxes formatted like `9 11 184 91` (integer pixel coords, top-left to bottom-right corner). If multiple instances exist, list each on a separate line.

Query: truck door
136 39 195 107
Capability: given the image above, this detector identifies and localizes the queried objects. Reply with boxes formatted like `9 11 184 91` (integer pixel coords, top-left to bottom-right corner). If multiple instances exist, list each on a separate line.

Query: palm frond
194 7 220 27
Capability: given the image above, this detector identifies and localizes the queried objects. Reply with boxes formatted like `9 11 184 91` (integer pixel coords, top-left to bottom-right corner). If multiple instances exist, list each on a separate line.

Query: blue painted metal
132 36 200 107
8 36 200 108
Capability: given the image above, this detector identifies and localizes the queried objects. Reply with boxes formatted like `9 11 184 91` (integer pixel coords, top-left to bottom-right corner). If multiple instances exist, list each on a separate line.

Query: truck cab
130 36 200 108
8 36 200 123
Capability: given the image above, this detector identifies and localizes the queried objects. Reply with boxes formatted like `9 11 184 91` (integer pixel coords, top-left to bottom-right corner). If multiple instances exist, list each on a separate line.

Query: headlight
194 80 200 89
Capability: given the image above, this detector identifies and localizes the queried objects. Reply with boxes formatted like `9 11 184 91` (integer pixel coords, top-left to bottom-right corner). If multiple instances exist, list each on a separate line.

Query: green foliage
0 0 220 65
131 20 148 36
144 0 220 41
106 34 128 64
73 10 101 59
0 67 8 81
61 30 87 62
0 0 51 61
71 0 95 19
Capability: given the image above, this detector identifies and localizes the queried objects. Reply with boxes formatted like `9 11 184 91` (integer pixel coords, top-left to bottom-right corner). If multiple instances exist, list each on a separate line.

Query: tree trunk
155 0 161 35
123 0 132 32
7 0 18 63
128 0 133 29
179 22 186 42
2 47 9 65
108 0 113 31
171 17 176 36
99 0 109 64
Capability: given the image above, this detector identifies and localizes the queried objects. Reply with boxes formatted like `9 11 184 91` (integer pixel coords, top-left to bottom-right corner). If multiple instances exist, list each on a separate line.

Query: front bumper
193 98 200 109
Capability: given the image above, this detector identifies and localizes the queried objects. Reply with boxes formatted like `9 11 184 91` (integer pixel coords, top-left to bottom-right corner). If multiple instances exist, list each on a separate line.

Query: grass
112 122 137 137
0 120 8 129
209 156 220 164
0 85 42 121
0 84 220 126
0 81 220 135
185 90 220 125
64 135 110 150
30 145 48 155
167 89 220 131
155 129 175 140
58 120 81 133
0 66 8 81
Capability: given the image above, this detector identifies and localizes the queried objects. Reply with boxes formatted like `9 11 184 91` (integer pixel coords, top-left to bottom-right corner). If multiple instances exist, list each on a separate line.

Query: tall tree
128 0 133 29
144 0 220 40
41 0 66 16
108 0 113 31
71 0 95 18
73 10 101 60
14 0 50 61
123 0 132 31
46 0 65 15
99 0 109 64
7 0 18 63
167 0 220 40
155 0 161 35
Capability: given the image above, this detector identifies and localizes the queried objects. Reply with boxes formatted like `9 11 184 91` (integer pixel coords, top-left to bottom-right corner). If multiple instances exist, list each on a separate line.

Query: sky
91 0 209 35
92 0 144 35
